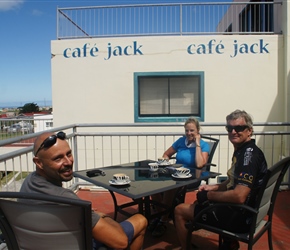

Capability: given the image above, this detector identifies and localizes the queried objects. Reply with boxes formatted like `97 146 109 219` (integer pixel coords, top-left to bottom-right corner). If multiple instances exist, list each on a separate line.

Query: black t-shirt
226 139 268 207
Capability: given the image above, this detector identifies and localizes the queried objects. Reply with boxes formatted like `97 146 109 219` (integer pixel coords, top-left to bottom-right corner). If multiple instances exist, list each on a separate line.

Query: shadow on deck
77 188 290 250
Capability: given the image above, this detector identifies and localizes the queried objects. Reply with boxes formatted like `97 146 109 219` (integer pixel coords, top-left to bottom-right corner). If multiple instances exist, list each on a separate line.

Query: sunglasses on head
225 125 249 133
35 131 66 156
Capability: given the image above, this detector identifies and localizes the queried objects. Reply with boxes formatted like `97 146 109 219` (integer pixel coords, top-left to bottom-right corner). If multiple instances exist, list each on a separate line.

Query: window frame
134 71 205 122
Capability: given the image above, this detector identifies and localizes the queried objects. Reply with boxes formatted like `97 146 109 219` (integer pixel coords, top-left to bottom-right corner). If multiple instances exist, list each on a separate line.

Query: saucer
157 161 172 166
109 179 131 185
171 173 192 179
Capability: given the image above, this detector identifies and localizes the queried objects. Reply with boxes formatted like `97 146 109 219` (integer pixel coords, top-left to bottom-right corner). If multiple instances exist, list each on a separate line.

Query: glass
35 131 66 156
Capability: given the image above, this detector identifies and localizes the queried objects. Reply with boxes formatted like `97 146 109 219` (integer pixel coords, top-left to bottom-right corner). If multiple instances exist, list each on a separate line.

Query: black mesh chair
185 156 290 250
200 135 219 174
0 192 93 250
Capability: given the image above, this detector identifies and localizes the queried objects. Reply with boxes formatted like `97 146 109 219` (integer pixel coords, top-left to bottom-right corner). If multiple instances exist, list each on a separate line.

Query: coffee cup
175 167 190 177
148 162 159 172
113 173 130 183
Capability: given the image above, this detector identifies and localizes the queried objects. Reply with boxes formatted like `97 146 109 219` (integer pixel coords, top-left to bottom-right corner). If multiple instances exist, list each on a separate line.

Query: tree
18 103 40 113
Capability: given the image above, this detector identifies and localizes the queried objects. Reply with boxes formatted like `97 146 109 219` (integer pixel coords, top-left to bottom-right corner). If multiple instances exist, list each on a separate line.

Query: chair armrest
204 163 217 167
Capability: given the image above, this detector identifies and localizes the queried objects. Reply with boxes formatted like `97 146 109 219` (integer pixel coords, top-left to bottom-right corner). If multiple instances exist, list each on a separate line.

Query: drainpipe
281 0 290 186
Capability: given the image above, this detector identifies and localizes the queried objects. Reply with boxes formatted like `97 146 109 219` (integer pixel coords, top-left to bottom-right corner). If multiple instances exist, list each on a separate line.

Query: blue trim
134 71 205 123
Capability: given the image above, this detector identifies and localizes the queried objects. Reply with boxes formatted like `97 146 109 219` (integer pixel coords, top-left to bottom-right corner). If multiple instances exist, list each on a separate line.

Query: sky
0 0 225 108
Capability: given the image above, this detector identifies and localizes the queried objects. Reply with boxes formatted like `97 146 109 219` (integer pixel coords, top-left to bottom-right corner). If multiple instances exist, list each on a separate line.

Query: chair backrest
0 192 93 250
254 156 290 227
201 135 219 172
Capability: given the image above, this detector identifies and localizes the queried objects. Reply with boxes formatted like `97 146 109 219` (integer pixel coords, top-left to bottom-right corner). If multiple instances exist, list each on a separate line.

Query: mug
113 173 130 183
175 167 190 177
148 162 159 172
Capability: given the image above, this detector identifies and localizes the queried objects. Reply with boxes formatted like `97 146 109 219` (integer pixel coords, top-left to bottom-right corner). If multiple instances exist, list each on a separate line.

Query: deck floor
77 188 290 250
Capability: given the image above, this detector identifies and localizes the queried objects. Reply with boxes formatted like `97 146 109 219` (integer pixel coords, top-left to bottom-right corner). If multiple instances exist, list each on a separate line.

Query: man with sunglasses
174 110 268 250
20 131 147 250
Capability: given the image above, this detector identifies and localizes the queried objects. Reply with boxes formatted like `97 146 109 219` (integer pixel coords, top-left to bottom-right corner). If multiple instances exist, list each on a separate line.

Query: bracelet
101 215 111 219
196 144 200 147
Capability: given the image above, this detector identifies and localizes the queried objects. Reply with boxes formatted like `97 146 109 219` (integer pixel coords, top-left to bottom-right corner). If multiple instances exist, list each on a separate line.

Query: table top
73 160 220 200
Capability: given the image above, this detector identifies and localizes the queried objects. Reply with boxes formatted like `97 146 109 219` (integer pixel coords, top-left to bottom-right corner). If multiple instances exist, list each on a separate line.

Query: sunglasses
225 125 249 133
35 131 66 156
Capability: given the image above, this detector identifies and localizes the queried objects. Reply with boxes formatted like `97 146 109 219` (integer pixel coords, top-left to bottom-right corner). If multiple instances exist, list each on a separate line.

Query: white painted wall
51 35 284 126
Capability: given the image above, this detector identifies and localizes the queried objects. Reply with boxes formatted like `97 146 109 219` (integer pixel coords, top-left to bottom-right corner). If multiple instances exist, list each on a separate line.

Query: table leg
109 190 119 220
143 196 151 220
137 198 144 215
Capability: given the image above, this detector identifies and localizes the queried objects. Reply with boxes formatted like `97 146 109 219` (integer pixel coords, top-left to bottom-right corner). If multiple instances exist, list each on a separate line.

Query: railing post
73 126 79 171
180 4 182 35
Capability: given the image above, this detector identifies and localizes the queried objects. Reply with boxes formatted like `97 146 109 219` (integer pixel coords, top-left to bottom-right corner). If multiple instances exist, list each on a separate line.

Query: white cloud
0 0 24 11
32 9 43 16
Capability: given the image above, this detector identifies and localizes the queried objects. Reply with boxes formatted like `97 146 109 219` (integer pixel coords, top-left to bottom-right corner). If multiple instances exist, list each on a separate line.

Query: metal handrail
57 1 282 39
0 122 289 191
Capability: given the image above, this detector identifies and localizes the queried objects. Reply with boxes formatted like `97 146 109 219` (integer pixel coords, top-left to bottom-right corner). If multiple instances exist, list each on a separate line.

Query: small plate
157 161 172 166
171 173 192 179
109 179 131 185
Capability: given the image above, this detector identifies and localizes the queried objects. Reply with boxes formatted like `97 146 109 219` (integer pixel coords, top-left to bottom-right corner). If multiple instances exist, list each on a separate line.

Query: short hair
184 117 200 131
226 109 254 134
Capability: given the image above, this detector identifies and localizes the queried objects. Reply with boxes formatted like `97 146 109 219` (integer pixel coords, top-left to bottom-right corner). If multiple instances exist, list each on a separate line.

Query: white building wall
51 35 284 126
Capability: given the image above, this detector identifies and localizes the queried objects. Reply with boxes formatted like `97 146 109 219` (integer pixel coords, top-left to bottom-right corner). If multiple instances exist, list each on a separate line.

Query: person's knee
135 214 148 229
128 214 148 232
174 203 185 216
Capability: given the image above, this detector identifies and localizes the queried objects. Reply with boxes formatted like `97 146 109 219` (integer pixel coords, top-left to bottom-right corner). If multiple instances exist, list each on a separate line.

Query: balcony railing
57 1 282 39
0 122 289 192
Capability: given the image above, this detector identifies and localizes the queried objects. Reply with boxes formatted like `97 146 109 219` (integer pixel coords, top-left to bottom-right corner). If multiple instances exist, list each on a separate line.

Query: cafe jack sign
62 38 270 60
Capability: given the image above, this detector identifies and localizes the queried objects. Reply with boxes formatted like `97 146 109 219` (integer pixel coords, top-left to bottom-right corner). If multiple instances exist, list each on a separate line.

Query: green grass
0 171 30 186
0 132 23 140
15 172 30 181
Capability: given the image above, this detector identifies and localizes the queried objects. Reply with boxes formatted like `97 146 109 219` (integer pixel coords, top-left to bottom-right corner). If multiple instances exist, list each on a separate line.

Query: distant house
17 112 51 118
33 114 53 133
1 112 15 118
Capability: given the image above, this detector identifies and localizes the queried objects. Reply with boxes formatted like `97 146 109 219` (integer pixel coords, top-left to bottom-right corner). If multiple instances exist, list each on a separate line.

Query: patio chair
185 156 290 250
0 192 93 250
199 135 219 175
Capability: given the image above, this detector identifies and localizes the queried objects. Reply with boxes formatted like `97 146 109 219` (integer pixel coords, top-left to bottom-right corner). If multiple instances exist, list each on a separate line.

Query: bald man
20 131 147 250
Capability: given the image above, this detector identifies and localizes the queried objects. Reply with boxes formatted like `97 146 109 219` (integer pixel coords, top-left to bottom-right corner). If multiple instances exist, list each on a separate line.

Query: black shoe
147 217 160 232
221 238 240 250
151 221 167 237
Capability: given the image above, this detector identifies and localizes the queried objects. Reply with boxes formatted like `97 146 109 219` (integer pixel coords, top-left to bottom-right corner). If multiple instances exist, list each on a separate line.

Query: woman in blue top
167 117 210 169
149 117 210 237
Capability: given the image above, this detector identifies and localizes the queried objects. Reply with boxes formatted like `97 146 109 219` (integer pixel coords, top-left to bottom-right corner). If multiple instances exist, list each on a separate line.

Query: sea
0 100 52 109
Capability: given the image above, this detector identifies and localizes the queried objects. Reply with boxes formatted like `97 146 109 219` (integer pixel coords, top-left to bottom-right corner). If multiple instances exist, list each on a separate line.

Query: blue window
134 72 204 122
